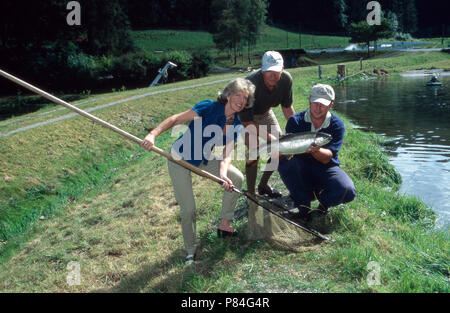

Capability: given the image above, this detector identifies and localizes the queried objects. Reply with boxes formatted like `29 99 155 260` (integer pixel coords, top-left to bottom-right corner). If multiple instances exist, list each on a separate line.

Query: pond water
333 74 450 228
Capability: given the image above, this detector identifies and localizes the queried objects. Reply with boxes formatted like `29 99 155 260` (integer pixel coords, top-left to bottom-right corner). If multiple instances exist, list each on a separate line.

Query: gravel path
0 78 234 138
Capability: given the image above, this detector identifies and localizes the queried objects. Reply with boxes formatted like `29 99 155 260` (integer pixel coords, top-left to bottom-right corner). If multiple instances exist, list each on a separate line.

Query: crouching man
278 83 356 221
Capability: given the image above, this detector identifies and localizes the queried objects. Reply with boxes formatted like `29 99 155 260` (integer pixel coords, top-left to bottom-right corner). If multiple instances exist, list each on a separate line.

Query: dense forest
0 0 447 95
269 0 448 36
125 0 447 37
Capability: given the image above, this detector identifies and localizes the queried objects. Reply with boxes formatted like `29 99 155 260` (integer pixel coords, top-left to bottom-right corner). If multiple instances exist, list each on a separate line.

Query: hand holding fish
307 143 320 154
308 144 333 164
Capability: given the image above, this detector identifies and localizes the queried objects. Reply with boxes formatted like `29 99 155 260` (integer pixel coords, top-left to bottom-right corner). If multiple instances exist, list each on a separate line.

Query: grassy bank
132 25 351 69
132 25 351 54
0 51 449 292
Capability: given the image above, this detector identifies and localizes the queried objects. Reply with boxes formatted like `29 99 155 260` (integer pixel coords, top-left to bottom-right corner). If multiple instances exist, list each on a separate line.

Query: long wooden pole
0 69 332 241
0 69 232 190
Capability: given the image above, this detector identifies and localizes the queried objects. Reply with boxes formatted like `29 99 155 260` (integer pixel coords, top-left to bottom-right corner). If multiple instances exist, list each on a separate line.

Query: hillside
0 51 449 292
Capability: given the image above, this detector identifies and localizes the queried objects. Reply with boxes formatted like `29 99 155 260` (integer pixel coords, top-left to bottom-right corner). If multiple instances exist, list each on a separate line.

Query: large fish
251 131 332 157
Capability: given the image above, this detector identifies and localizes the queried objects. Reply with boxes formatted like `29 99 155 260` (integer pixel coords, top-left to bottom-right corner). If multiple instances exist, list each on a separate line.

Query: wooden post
337 64 346 77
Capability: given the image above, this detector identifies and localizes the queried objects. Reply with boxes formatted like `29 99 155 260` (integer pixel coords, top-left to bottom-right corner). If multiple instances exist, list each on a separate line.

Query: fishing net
244 195 326 252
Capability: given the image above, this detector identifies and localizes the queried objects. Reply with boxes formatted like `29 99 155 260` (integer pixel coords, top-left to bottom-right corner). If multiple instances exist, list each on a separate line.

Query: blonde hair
217 78 255 108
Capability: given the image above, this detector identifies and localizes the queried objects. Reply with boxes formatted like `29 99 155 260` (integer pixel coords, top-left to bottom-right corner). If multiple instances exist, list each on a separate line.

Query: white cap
262 51 284 72
310 84 335 106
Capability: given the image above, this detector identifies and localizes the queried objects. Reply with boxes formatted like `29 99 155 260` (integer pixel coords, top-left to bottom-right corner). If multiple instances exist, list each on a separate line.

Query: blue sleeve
326 118 345 156
192 100 213 117
285 114 300 134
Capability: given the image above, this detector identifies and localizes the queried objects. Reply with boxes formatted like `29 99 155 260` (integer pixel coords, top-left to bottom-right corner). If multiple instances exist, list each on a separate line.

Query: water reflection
334 75 450 228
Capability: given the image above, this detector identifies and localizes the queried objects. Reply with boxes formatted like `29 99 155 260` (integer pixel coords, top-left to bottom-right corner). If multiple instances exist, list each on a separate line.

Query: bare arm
282 105 295 121
140 109 198 151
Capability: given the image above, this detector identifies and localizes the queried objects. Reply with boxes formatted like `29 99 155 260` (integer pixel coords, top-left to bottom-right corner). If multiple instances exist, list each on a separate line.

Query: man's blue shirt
286 110 345 166
172 100 243 166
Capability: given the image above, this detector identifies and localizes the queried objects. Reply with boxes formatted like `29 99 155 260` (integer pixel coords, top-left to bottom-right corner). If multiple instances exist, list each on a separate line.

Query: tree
349 21 372 56
344 0 368 28
211 0 267 65
349 19 394 57
386 10 399 34
372 19 394 53
333 0 348 31
243 0 268 64
403 0 418 34
0 0 135 93
83 0 134 56
211 0 243 64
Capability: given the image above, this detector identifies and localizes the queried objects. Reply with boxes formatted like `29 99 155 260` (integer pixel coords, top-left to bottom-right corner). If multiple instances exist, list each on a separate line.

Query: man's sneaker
308 210 333 234
296 207 312 222
316 203 329 215
258 185 282 198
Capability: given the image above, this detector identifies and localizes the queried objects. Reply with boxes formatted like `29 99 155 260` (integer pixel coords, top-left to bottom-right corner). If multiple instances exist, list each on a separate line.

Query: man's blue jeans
278 156 356 210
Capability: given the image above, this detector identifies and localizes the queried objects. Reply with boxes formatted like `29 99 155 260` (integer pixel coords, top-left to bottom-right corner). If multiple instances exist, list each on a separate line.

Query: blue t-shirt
286 110 345 166
171 100 243 166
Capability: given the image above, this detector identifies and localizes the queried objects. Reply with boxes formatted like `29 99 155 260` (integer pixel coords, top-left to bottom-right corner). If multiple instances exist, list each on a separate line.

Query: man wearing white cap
278 83 356 221
240 51 295 198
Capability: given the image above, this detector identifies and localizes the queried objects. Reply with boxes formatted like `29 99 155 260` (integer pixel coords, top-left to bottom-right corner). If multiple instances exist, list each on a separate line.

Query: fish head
314 132 332 147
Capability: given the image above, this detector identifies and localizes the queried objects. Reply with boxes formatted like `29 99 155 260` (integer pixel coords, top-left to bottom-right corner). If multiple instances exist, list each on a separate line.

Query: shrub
112 51 148 84
394 32 413 41
158 50 193 82
31 41 98 90
67 52 96 83
189 50 213 78
1 46 212 96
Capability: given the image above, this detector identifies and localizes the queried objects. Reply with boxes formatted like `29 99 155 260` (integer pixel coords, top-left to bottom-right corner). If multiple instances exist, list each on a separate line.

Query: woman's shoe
217 228 238 238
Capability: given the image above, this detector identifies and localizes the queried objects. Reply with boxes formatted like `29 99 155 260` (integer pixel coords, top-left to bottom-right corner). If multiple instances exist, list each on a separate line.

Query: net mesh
245 195 324 252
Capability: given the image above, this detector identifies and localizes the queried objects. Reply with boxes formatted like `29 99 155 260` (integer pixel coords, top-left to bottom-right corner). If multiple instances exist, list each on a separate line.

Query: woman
140 78 255 265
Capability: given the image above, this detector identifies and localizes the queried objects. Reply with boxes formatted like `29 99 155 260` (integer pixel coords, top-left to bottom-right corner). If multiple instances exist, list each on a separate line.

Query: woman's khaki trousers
167 159 244 255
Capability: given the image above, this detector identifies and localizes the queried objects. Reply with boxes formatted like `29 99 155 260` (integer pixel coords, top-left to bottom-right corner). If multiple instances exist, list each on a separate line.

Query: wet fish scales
253 132 332 156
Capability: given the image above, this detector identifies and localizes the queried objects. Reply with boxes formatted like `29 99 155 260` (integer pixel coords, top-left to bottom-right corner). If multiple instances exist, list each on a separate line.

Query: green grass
131 29 216 52
131 25 351 69
249 25 350 51
0 51 449 292
129 25 449 70
415 37 450 49
131 25 351 54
